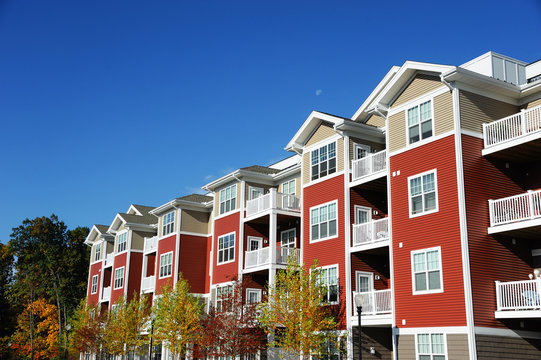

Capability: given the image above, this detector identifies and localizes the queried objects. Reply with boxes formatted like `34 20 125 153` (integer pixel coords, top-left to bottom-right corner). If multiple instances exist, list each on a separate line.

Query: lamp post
149 312 157 360
65 323 71 360
354 293 364 360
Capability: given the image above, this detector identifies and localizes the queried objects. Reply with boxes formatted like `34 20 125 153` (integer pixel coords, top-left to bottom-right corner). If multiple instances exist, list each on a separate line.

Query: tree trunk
50 269 63 340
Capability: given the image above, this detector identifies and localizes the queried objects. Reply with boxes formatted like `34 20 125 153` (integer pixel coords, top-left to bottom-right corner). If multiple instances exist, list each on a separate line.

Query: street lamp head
354 293 364 308
150 312 157 321
65 323 71 331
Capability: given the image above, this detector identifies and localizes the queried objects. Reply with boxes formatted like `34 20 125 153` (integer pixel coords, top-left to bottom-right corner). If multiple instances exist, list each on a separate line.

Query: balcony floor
495 309 541 319
351 314 392 326
483 133 541 162
350 239 390 253
488 218 541 238
350 172 387 191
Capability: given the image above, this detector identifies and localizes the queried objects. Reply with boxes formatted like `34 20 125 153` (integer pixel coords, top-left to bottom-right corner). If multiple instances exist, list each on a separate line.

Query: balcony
144 236 158 253
488 190 541 236
244 246 300 270
141 275 155 293
495 279 541 318
104 253 114 267
482 105 541 159
351 218 389 250
351 150 387 186
351 289 392 326
101 286 111 302
245 189 300 219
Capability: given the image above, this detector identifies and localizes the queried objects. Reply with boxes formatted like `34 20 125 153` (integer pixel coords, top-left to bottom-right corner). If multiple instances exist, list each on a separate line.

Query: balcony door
356 271 374 293
354 143 371 160
248 236 263 251
249 187 264 200
355 206 371 225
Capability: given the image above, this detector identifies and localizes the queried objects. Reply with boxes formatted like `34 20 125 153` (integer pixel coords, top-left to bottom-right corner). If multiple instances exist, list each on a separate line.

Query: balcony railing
352 289 392 316
245 190 300 218
244 246 300 269
483 105 541 148
144 236 158 253
352 218 389 247
495 279 541 311
104 253 114 267
141 275 155 293
102 286 111 302
351 150 387 182
488 190 541 227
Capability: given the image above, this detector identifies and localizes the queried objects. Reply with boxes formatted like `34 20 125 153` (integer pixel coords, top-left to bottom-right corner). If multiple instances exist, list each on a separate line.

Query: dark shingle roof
240 165 280 175
177 194 213 204
95 225 109 234
118 212 157 226
132 204 156 215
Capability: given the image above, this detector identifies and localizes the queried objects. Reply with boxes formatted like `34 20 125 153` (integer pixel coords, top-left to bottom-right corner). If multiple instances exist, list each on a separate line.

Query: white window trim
411 246 444 295
113 266 125 290
249 186 264 200
219 184 238 215
309 200 339 243
353 143 371 160
91 275 98 294
116 230 128 254
317 264 340 305
408 169 439 218
247 236 263 252
280 228 296 248
159 251 173 279
93 242 102 262
414 332 448 360
281 178 296 195
405 97 435 147
214 282 234 311
310 140 338 182
355 271 374 292
162 210 175 237
217 231 236 265
354 205 372 225
246 288 262 304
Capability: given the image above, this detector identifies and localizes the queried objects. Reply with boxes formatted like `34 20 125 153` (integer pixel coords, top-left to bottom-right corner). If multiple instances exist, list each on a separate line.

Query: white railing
141 275 155 292
351 150 387 182
102 286 111 302
244 246 300 268
352 218 389 247
104 252 114 267
144 236 158 252
495 279 541 311
483 105 541 148
245 189 300 218
488 190 541 227
352 289 392 315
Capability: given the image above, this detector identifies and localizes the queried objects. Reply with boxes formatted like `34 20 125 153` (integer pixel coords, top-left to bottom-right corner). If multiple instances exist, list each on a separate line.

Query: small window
409 170 438 217
310 201 338 242
114 267 124 289
313 336 340 360
162 211 175 236
408 100 433 144
412 247 443 294
282 179 296 195
117 232 127 253
353 143 371 160
280 228 296 248
94 242 102 262
159 252 173 278
218 233 235 264
318 265 339 304
311 142 337 181
416 333 446 360
91 275 98 294
249 186 264 200
219 184 237 215
216 285 232 312
246 288 262 304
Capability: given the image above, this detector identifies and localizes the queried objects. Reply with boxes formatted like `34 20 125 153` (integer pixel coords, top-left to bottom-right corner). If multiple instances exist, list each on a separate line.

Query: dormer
108 204 157 253
85 225 114 264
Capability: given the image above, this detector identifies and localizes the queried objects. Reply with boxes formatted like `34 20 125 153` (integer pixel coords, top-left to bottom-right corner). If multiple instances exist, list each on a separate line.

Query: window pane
427 250 439 270
413 253 425 272
412 195 423 214
312 225 319 240
320 161 327 176
417 334 430 352
320 146 327 161
408 106 419 126
311 209 319 224
328 158 336 173
320 222 328 238
431 334 444 354
312 165 319 180
328 142 336 157
329 220 337 237
420 101 431 121
320 206 328 222
328 203 336 219
428 271 441 290
423 173 435 192
410 177 422 196
415 273 427 291
433 356 445 360
424 192 436 211
409 125 420 143
421 119 432 139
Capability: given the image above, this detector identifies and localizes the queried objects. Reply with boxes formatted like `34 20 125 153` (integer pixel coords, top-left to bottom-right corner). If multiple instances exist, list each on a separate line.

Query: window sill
309 235 339 244
413 289 444 296
409 208 439 219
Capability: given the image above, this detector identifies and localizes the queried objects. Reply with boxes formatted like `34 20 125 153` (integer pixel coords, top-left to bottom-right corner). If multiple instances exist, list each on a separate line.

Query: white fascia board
126 204 141 216
149 199 177 216
334 119 385 143
442 67 521 101
272 163 301 181
285 111 347 150
202 170 241 191
123 223 156 232
85 225 100 245
174 199 213 213
107 213 126 233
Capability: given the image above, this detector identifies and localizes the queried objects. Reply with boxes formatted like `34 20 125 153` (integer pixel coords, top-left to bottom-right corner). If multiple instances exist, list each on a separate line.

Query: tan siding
295 175 301 195
207 212 213 233
396 335 416 360
245 182 273 202
525 97 541 109
434 91 454 135
132 231 154 251
277 174 300 195
447 334 469 360
392 74 444 107
305 122 336 147
302 153 310 185
106 241 113 254
476 334 541 359
459 91 519 133
181 209 209 234
366 114 385 127
388 111 406 153
348 137 386 162
90 246 95 262
337 137 344 172
214 181 240 217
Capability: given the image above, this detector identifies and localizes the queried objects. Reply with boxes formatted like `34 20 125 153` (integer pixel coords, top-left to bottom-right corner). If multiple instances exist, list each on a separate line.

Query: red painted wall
155 234 176 294
180 234 209 294
110 252 127 306
390 135 467 328
87 262 102 305
213 211 241 284
127 252 143 301
350 252 390 292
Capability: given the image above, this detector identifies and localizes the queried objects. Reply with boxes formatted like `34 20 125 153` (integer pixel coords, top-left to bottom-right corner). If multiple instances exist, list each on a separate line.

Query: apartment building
85 51 541 359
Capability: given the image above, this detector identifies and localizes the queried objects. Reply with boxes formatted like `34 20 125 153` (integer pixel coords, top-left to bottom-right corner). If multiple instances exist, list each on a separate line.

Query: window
216 285 232 312
114 267 124 289
117 232 127 253
311 142 337 181
282 179 296 195
313 337 340 360
219 184 237 214
246 288 262 304
94 242 102 262
353 143 371 160
218 233 235 264
416 333 446 360
249 186 264 200
280 228 296 248
162 211 175 236
408 100 433 144
412 247 442 294
159 252 173 278
409 170 437 216
310 201 338 241
91 275 98 294
318 265 339 304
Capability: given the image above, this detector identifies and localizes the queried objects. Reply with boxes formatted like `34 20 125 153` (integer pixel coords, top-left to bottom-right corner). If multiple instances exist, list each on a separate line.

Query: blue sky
1 0 541 242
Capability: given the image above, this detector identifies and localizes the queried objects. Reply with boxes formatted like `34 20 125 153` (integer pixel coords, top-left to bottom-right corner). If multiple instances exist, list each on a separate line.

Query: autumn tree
257 257 339 360
201 278 266 359
0 243 15 359
152 274 203 360
69 299 105 358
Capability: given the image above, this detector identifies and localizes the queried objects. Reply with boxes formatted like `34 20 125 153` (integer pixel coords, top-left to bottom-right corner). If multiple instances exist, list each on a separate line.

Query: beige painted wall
396 334 416 360
459 91 519 133
132 231 154 250
348 137 386 162
392 74 444 107
365 114 385 127
433 91 454 136
277 174 301 195
447 334 469 360
388 111 406 153
305 121 335 147
525 97 541 109
181 209 210 234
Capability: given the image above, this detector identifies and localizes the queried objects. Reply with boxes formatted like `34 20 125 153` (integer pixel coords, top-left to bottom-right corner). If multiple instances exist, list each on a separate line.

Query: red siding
180 234 209 294
87 262 102 305
213 211 241 284
111 252 127 306
155 234 176 294
391 135 467 328
205 235 212 293
127 252 143 301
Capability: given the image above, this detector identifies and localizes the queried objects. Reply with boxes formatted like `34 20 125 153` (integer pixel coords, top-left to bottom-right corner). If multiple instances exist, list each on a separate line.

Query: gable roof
177 194 214 204
240 165 280 175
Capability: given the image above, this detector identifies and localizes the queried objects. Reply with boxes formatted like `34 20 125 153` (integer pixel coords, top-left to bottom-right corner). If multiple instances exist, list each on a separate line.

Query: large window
218 233 235 264
408 100 433 144
159 252 173 278
318 265 339 304
412 247 443 294
216 284 232 312
94 242 101 262
313 336 340 360
91 275 98 294
409 170 437 216
416 333 446 360
162 211 175 236
114 267 124 289
282 179 296 195
310 201 338 241
219 184 237 215
246 288 262 304
280 228 296 248
117 232 127 253
311 142 337 181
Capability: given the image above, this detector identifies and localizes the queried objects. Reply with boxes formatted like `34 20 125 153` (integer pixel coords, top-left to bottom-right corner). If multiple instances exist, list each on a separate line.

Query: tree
69 299 105 358
257 257 339 360
0 243 15 359
152 274 204 360
200 278 266 359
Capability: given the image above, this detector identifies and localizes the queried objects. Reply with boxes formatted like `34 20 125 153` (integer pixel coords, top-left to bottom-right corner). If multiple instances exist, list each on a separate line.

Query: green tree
69 299 104 358
0 243 15 359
